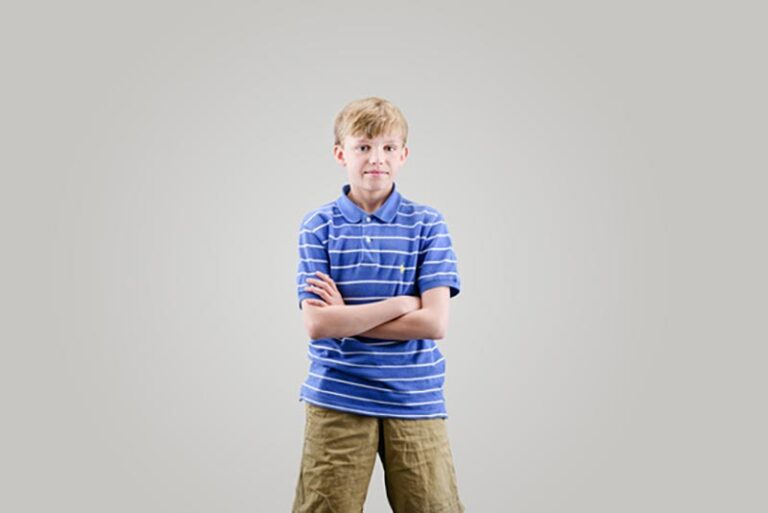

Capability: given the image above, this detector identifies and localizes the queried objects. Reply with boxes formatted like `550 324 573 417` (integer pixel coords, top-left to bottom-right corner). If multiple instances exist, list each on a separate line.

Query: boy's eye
355 144 398 152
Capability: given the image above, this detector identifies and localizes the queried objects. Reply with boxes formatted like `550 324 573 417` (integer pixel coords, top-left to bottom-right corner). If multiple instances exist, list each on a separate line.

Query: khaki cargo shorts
292 401 465 513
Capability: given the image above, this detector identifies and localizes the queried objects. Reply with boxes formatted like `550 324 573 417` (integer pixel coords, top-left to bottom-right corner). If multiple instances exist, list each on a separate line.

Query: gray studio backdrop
3 1 765 512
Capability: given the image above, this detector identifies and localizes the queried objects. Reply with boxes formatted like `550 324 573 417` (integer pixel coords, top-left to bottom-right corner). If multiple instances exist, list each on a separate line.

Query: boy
292 97 465 513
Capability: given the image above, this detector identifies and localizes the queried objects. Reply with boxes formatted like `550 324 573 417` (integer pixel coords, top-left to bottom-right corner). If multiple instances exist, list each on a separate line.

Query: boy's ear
333 144 346 166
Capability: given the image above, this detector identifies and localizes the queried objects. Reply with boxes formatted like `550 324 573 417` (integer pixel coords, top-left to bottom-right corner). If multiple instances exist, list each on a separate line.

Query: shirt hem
299 396 449 420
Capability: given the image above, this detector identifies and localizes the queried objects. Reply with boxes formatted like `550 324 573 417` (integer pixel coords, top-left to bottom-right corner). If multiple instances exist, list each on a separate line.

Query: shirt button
366 216 371 222
365 236 371 243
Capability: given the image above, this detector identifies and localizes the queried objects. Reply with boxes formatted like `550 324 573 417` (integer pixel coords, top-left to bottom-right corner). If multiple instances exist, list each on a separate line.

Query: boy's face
334 132 409 196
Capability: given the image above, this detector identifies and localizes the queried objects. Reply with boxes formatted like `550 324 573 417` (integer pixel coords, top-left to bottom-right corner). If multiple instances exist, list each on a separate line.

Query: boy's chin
361 175 390 183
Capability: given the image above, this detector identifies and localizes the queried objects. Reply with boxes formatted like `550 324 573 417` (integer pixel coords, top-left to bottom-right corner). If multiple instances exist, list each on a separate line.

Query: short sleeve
296 220 330 309
416 212 461 298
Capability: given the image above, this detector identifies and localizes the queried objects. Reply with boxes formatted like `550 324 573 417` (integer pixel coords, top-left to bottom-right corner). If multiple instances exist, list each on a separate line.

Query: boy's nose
369 151 384 163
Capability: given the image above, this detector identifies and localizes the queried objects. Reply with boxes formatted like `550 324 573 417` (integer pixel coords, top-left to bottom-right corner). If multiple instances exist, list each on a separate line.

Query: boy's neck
347 184 393 214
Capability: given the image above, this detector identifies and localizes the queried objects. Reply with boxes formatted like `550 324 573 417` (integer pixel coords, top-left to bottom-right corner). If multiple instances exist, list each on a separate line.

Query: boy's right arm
301 296 421 340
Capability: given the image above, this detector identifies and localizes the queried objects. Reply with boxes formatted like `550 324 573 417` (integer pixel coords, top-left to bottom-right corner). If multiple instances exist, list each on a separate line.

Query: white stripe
335 279 415 286
299 220 332 233
302 383 444 406
374 372 446 382
302 211 323 226
327 234 450 242
303 211 322 225
310 343 438 356
308 351 445 368
423 247 454 254
326 221 445 230
302 205 335 226
331 262 417 271
396 209 440 217
422 259 457 264
299 258 327 263
307 372 443 394
298 243 325 249
418 271 459 280
296 271 318 277
329 247 452 255
301 397 447 418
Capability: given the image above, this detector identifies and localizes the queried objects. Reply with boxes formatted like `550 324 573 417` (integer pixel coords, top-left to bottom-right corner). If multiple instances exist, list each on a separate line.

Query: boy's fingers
316 271 334 284
308 276 338 294
306 284 330 301
306 278 329 291
315 271 339 291
307 275 341 298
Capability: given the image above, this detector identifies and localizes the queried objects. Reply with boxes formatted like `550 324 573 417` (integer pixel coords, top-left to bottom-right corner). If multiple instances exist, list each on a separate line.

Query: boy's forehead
347 133 404 144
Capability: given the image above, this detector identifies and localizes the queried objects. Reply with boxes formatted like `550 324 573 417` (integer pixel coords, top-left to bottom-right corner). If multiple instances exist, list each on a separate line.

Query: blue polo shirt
295 182 461 419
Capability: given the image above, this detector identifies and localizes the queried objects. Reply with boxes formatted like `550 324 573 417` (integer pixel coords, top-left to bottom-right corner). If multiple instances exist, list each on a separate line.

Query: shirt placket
362 215 375 263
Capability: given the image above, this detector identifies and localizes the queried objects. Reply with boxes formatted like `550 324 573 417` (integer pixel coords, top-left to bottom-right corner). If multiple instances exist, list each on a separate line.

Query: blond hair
333 97 409 147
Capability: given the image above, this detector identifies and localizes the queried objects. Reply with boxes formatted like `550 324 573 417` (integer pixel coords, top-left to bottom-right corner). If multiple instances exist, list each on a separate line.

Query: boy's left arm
357 286 450 340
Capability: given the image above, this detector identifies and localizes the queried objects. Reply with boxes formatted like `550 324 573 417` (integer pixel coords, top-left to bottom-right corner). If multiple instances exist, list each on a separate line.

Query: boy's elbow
431 318 448 340
305 319 321 340
305 317 331 340
302 306 327 340
304 307 345 339
432 307 452 339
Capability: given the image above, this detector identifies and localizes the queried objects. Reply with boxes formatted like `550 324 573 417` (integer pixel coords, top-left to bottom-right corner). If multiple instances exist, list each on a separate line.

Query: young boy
292 97 465 513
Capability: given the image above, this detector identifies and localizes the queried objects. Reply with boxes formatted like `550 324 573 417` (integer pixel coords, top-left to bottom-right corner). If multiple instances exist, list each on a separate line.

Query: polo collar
337 182 402 223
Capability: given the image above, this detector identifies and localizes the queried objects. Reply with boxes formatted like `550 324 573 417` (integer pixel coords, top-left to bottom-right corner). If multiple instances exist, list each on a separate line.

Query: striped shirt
296 182 461 419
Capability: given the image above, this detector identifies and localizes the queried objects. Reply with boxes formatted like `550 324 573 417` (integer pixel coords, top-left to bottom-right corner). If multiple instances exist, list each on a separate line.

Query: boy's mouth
365 170 388 174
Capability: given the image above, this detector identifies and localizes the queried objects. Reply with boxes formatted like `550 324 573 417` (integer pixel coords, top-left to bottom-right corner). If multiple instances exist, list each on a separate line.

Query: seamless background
2 1 766 512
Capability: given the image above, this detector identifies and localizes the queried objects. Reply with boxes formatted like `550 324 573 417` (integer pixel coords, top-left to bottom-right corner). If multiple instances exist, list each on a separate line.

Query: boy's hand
304 271 345 307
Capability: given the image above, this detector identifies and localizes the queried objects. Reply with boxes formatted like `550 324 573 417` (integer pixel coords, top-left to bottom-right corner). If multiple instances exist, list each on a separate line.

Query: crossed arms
300 271 450 341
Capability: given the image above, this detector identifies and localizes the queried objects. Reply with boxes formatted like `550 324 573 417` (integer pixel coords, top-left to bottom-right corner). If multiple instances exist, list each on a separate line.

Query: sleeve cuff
418 278 461 298
298 290 323 309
